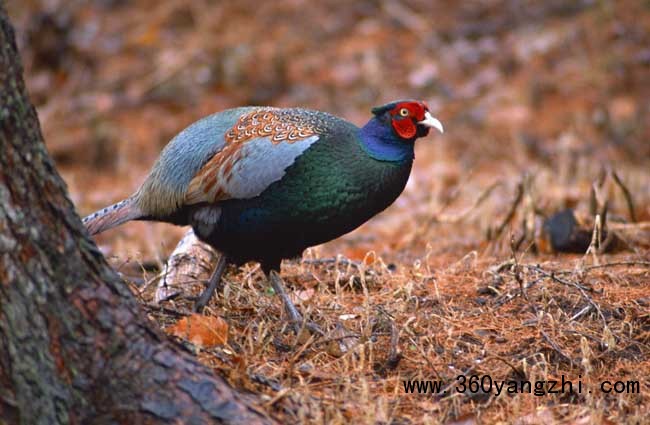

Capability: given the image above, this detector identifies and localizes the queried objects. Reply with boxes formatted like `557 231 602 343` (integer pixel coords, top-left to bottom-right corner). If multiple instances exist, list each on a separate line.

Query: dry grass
130 180 649 424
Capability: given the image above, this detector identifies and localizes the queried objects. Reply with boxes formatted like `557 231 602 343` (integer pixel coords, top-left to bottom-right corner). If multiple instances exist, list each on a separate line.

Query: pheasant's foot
194 255 228 313
268 271 324 336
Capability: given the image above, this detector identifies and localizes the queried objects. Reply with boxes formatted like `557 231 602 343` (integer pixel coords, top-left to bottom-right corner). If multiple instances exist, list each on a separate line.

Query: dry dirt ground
9 1 650 423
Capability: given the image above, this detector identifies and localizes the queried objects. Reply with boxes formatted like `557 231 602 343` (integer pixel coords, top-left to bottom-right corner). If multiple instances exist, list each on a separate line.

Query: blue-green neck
359 117 414 162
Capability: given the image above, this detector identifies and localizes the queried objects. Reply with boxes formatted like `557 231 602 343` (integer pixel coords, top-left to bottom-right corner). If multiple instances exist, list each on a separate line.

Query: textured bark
0 5 275 424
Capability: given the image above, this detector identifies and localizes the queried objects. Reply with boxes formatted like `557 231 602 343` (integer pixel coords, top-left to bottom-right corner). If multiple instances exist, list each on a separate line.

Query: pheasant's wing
184 108 322 205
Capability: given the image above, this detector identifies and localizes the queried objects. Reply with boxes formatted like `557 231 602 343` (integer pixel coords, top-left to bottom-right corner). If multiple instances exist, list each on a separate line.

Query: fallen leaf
167 314 228 347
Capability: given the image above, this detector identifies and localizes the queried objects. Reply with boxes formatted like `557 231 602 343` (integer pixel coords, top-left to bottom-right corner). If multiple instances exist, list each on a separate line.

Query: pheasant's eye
399 108 409 117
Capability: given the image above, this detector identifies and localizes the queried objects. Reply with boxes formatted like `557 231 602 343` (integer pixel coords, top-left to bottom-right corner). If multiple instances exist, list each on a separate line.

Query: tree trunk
0 5 275 424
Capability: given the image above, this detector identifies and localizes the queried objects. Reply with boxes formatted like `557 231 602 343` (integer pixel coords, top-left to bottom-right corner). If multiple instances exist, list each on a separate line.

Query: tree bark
0 5 275 424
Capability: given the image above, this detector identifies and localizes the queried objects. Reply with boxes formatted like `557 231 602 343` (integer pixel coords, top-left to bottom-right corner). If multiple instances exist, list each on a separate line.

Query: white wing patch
226 135 319 199
185 135 319 204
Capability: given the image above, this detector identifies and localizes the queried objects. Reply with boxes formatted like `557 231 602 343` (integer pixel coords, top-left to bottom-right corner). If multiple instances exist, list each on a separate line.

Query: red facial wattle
389 101 428 139
392 117 417 139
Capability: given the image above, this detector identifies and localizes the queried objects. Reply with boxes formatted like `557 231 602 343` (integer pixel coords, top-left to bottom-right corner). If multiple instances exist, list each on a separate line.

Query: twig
556 273 609 331
510 235 527 301
581 260 650 271
611 169 637 223
490 258 636 309
493 276 545 308
302 257 363 269
143 302 192 318
522 265 593 292
489 259 515 274
409 336 445 383
582 214 603 266
608 221 650 231
491 263 599 318
492 181 524 241
570 305 593 321
287 319 326 337
435 366 478 400
313 333 362 347
519 173 537 251
510 262 611 330
249 373 283 392
387 318 402 369
263 388 292 408
117 271 146 287
540 329 574 365
484 356 525 378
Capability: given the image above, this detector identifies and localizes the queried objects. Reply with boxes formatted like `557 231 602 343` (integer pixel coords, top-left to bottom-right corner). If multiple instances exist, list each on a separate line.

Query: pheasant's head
371 100 444 141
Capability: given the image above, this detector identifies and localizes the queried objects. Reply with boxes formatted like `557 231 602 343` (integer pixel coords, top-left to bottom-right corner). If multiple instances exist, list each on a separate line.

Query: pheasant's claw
268 271 324 336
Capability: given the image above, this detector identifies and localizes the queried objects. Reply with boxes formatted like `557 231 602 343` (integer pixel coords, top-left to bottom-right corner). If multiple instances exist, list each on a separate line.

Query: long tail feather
83 198 143 235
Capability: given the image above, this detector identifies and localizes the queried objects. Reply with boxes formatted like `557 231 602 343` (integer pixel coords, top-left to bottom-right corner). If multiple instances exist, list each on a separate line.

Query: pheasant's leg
194 255 229 313
268 271 324 335
268 270 302 323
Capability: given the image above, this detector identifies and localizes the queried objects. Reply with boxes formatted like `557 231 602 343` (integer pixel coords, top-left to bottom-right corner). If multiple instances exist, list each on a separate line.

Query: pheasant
83 100 443 329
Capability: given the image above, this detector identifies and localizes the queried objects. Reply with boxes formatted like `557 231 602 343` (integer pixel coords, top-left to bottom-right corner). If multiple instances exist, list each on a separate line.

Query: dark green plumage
205 120 413 271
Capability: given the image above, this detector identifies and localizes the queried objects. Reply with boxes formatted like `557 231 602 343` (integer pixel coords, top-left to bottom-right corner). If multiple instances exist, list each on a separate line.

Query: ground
8 1 650 423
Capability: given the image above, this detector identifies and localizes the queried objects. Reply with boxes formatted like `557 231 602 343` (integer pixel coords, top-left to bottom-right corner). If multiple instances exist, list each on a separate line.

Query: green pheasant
83 100 444 327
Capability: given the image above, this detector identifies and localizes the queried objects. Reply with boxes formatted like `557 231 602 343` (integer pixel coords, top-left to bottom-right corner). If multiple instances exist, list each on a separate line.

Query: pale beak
418 111 444 134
